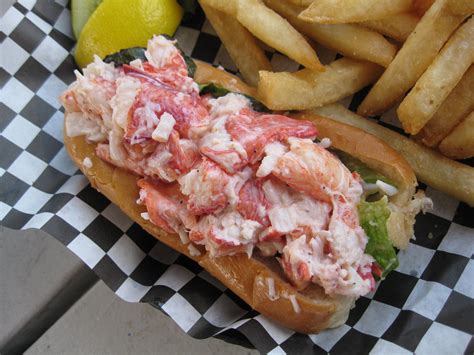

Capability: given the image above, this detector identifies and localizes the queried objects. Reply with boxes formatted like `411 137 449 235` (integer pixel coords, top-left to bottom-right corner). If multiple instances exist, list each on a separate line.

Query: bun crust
64 61 416 333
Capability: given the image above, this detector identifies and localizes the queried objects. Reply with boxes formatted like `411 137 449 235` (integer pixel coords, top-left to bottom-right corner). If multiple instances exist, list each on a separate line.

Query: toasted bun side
64 61 353 334
292 112 418 249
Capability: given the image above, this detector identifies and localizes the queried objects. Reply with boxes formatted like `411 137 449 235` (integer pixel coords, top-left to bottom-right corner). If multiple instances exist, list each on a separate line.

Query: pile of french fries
198 0 474 205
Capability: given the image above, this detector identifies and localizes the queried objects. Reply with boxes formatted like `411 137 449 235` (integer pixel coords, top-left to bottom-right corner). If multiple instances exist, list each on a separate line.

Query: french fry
286 0 312 6
238 0 323 70
264 0 397 67
361 13 420 42
438 111 474 160
258 58 383 110
416 66 474 147
413 0 435 16
447 0 474 15
299 0 413 24
211 0 323 70
199 2 271 87
199 0 238 14
357 0 467 117
311 104 474 206
398 16 474 134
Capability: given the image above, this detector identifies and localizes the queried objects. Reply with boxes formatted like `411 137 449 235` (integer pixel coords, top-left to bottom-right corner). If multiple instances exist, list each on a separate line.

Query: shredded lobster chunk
61 35 380 298
226 111 318 164
137 179 196 236
272 138 353 202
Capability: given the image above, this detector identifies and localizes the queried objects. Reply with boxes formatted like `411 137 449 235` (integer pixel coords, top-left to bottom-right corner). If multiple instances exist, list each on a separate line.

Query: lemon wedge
74 0 183 69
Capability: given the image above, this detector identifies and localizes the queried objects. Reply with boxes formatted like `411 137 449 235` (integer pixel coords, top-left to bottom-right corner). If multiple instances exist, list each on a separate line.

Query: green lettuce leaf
103 47 147 67
183 54 197 78
335 150 395 185
198 82 231 97
358 196 399 278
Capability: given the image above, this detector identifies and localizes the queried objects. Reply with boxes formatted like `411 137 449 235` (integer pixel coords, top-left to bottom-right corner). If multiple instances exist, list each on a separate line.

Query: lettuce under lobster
335 151 399 278
358 196 399 278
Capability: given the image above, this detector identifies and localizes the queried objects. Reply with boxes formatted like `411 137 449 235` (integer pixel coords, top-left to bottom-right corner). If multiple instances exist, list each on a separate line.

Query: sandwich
61 35 431 333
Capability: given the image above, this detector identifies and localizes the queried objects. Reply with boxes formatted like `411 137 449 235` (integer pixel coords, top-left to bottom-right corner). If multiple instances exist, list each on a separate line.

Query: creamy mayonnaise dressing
65 112 108 142
144 147 175 182
262 179 331 235
257 142 288 178
61 35 384 298
111 76 141 130
191 210 262 257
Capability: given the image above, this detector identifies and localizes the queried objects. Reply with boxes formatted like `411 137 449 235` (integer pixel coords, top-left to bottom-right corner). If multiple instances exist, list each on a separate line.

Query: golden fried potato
264 0 397 67
361 13 419 42
357 0 466 117
299 0 413 24
447 0 474 15
237 0 323 70
199 2 271 86
258 58 383 110
398 16 474 134
413 0 435 15
416 66 474 147
439 111 474 160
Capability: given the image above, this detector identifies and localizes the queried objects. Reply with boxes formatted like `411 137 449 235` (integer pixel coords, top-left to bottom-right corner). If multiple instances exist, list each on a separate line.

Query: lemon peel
75 0 183 69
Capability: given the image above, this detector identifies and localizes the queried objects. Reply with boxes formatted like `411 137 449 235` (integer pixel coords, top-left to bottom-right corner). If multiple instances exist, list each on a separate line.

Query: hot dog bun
64 61 418 333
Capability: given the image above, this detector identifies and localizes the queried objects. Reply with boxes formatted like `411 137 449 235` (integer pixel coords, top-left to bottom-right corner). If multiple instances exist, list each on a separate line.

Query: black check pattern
14 56 50 91
1 1 473 353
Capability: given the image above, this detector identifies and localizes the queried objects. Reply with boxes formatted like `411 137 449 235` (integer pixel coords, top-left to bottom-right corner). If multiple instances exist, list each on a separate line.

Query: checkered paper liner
1 1 473 353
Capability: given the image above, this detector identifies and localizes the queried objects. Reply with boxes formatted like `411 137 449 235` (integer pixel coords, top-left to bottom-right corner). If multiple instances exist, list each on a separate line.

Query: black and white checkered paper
1 1 473 353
